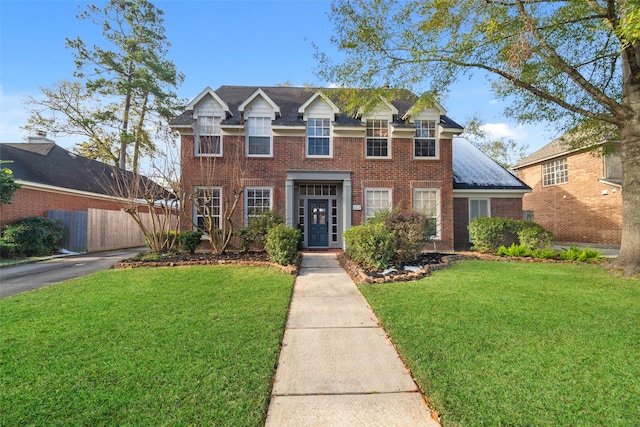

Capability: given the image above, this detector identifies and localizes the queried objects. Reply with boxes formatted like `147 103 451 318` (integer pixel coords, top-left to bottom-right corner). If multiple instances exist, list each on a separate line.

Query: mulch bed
114 250 299 275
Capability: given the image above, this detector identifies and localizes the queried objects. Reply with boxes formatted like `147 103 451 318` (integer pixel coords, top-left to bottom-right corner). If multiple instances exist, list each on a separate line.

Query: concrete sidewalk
265 253 440 426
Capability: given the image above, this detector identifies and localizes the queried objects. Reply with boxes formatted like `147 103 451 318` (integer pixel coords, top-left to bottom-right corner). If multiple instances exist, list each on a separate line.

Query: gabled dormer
359 98 398 159
238 89 280 157
299 92 340 158
403 99 462 160
187 87 232 156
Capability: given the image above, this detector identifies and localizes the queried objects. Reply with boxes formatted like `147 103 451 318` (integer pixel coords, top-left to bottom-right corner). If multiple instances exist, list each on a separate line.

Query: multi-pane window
414 188 440 238
307 118 331 157
196 116 221 155
366 120 390 158
542 159 568 186
245 187 272 224
247 117 272 156
469 198 490 221
194 187 221 230
365 188 391 220
414 120 437 158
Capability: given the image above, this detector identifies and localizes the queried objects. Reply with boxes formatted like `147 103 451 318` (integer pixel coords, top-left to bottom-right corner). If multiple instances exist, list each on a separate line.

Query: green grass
1 266 294 426
360 260 640 426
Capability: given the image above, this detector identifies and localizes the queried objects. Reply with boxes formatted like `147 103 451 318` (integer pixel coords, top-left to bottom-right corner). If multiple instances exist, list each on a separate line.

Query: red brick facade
516 151 622 244
0 186 122 228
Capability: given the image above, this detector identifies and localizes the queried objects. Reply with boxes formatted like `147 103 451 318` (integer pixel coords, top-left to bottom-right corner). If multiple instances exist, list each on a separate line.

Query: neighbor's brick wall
517 151 622 244
0 187 122 228
181 134 456 250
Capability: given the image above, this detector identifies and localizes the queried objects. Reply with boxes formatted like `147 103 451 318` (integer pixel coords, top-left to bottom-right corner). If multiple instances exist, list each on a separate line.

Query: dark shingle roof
170 85 464 130
453 138 531 191
0 142 165 198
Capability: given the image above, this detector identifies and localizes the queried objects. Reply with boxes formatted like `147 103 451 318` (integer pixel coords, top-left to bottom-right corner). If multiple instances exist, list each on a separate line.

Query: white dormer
298 92 340 121
238 88 280 120
358 97 398 122
187 86 231 119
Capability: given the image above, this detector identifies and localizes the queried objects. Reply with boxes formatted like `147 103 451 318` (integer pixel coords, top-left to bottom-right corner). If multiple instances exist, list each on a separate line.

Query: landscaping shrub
469 217 553 252
178 231 202 253
343 222 396 269
530 247 558 259
2 216 65 257
517 223 554 250
370 209 436 264
0 240 16 258
497 243 531 257
561 245 603 262
264 224 300 265
236 211 284 252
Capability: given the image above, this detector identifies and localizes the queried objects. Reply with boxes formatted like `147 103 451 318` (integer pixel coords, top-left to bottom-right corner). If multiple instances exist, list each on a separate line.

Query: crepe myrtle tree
317 0 640 274
186 139 248 255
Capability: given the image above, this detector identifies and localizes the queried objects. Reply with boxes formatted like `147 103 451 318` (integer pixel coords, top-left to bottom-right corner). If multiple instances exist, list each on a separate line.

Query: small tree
0 162 21 205
187 141 247 255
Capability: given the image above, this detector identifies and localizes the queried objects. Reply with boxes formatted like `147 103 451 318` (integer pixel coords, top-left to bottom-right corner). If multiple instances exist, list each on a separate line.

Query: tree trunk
611 62 640 274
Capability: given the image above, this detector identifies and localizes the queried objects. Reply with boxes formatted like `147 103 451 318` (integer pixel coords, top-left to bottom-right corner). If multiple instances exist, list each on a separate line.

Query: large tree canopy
318 0 640 274
25 0 184 173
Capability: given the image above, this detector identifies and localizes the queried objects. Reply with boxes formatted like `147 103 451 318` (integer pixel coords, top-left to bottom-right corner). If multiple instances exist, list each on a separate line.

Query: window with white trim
246 117 272 156
414 120 437 158
365 188 392 220
245 187 272 225
194 187 221 230
196 116 222 156
414 188 440 238
542 159 568 186
366 120 390 158
307 118 331 157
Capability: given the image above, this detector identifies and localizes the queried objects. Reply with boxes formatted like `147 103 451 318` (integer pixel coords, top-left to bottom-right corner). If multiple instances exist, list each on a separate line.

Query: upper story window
196 116 221 156
246 117 272 156
414 120 437 158
307 118 331 157
542 158 568 186
366 120 390 158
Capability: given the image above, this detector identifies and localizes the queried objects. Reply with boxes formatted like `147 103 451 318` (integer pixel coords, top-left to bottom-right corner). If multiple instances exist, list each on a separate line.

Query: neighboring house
171 86 530 251
0 136 167 252
513 136 622 245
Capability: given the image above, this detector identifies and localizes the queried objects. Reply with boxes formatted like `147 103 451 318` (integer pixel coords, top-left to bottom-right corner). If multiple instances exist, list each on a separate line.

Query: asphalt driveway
0 247 144 298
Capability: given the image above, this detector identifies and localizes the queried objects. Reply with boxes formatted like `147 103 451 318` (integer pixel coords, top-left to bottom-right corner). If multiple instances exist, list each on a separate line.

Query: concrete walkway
265 253 440 426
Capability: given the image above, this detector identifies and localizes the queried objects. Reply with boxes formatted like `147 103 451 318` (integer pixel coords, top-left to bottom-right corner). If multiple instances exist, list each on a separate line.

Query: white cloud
481 122 529 141
488 99 499 105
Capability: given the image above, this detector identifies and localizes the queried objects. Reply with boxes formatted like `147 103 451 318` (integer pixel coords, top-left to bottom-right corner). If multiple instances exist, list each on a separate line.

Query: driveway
0 247 144 298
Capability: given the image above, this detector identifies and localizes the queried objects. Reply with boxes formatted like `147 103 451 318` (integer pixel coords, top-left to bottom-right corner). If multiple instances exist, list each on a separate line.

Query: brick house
1 136 168 252
513 137 622 245
171 86 530 251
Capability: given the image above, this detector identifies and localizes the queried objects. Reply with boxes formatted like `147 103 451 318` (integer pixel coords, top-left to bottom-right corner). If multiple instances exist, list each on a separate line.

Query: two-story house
171 86 530 251
513 136 622 245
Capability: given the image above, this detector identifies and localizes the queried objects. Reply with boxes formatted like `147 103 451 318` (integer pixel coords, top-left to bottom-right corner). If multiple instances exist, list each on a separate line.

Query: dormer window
246 117 272 156
307 118 331 157
196 115 221 156
414 120 437 158
366 120 390 158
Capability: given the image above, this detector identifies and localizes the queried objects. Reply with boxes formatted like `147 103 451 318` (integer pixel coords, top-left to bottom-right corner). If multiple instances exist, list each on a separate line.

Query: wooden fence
49 208 179 253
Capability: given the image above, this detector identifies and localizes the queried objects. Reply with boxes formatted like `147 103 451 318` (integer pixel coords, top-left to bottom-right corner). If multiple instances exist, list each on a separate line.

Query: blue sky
0 0 555 152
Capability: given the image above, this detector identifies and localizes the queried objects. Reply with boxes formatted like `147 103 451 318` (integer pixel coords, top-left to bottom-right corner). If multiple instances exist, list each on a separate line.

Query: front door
308 199 329 247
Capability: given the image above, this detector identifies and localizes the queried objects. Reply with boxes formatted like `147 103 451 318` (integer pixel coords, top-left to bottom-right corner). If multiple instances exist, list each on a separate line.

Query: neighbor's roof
453 138 531 190
0 141 165 198
170 85 464 130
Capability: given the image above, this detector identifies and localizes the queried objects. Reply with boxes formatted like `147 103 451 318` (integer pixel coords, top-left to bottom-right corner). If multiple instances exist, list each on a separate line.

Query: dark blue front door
308 199 329 247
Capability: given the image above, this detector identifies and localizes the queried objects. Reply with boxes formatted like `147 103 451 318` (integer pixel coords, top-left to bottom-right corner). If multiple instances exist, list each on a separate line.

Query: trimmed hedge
469 217 553 252
264 224 300 265
370 209 436 264
178 231 202 253
343 222 396 269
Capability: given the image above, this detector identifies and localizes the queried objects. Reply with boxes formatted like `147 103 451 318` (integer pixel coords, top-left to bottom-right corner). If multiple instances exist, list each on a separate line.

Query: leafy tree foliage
0 162 21 205
25 0 184 173
318 0 640 274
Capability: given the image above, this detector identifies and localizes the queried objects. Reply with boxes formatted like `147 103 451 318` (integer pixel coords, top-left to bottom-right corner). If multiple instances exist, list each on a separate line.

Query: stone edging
114 254 301 276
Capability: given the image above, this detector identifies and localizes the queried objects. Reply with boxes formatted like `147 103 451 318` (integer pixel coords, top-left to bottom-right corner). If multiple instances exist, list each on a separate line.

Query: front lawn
360 260 640 426
1 266 294 426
